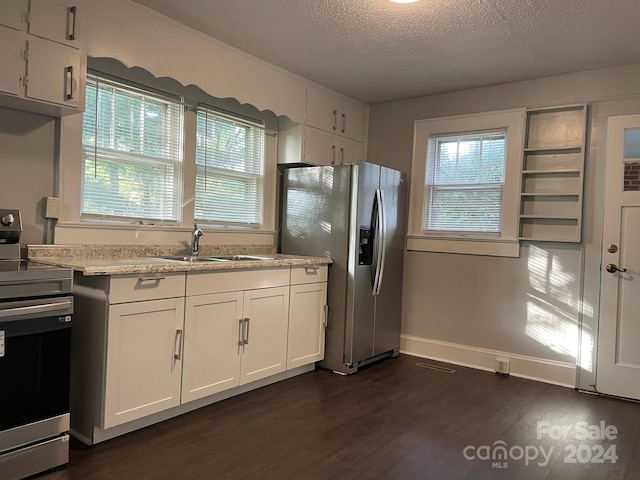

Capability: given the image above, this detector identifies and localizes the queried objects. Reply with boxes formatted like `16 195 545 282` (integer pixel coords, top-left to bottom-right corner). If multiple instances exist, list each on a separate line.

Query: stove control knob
1 213 15 226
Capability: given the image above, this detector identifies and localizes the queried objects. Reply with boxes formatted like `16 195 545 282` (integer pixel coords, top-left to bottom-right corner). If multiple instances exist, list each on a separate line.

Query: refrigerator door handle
372 188 384 295
376 189 388 295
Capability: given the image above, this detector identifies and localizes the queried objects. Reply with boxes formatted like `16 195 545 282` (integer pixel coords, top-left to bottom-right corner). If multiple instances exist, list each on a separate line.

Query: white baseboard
401 335 576 388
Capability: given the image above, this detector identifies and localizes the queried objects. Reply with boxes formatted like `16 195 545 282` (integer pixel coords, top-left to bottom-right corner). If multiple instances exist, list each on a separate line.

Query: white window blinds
424 131 506 234
82 75 184 223
195 107 265 227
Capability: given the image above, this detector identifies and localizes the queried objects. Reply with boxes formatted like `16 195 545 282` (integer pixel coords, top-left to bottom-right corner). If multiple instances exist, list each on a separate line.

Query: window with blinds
424 131 507 234
195 107 265 227
81 75 184 223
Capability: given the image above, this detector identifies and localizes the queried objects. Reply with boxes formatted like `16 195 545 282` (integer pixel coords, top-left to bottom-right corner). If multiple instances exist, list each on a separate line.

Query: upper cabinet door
305 85 368 143
339 101 367 142
0 0 26 30
306 86 339 133
0 27 24 96
28 0 80 48
26 37 81 108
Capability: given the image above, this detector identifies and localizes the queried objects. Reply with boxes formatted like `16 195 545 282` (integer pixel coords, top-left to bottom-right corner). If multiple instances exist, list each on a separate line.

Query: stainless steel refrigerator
280 162 406 374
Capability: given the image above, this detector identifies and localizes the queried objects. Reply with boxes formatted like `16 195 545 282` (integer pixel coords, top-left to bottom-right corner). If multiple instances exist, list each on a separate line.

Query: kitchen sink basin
207 255 276 262
158 254 275 263
159 255 227 262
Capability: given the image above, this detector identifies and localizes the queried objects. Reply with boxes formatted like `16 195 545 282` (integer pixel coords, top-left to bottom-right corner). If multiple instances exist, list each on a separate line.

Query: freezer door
373 166 406 356
345 162 380 366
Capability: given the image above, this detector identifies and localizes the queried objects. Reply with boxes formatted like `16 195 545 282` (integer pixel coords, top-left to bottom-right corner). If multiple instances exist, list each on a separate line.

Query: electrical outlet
495 357 511 376
45 196 60 219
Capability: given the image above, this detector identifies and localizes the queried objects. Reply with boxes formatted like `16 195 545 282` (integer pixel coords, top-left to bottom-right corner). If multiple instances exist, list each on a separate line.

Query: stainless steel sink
159 255 227 263
158 254 275 263
207 255 275 262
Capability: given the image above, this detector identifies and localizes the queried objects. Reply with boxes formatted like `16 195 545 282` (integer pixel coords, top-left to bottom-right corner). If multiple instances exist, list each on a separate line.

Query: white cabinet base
74 364 315 445
103 297 184 429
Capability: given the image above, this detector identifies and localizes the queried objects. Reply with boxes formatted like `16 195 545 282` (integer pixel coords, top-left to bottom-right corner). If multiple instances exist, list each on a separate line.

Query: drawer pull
304 266 319 274
138 276 165 283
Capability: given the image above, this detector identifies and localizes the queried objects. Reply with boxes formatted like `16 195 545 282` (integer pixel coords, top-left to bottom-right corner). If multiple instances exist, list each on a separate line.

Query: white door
182 292 243 403
596 114 640 400
26 37 81 108
104 298 184 428
0 27 24 96
28 0 81 48
287 282 327 369
240 287 289 385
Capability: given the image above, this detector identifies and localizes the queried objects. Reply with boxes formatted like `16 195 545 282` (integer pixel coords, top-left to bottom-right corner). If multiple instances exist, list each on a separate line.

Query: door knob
606 264 627 273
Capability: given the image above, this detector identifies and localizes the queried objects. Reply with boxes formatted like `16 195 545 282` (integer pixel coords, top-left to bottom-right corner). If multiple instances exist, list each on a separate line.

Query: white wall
54 0 312 247
0 107 57 246
368 63 640 387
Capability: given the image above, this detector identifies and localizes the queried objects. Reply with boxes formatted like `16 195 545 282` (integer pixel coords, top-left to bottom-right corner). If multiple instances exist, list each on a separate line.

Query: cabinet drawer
291 265 328 285
109 273 186 304
187 267 290 296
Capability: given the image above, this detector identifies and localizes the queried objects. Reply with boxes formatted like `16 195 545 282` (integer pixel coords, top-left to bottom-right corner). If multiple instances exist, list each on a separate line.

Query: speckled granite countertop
27 245 331 276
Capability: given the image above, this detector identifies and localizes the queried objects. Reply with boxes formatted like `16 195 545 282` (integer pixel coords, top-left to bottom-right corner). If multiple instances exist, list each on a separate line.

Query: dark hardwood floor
40 355 640 480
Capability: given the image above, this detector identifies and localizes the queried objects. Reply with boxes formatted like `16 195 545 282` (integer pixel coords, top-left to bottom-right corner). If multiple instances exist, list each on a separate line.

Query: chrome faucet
191 222 203 256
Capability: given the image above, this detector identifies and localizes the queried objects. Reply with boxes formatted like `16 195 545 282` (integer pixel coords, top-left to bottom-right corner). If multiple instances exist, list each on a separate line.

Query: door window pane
624 128 640 158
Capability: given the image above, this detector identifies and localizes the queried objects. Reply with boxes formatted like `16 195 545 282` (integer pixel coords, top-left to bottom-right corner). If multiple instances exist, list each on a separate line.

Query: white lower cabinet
103 297 185 429
182 292 243 403
287 282 327 369
71 264 328 443
240 286 290 382
181 286 290 403
287 266 328 369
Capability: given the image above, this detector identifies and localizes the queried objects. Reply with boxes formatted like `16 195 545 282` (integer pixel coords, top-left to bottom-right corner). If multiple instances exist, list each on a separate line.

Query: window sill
406 235 520 258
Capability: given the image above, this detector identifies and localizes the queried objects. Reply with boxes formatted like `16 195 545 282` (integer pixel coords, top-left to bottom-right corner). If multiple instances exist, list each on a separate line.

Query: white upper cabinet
26 36 82 109
0 0 84 115
278 86 368 166
0 27 24 96
306 85 367 142
0 0 26 30
28 0 81 49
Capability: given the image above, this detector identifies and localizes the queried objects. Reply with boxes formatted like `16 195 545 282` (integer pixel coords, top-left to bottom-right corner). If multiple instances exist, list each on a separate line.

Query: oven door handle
0 298 73 320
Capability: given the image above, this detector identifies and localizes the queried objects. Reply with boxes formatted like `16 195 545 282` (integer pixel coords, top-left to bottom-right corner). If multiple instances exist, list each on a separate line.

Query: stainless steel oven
0 210 73 480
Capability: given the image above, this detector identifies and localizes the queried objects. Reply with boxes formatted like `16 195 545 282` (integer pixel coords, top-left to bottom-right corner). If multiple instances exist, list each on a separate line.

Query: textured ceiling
130 0 640 104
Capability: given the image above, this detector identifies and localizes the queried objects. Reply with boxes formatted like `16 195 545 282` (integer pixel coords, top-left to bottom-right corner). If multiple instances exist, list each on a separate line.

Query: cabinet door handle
65 66 74 100
238 319 245 347
174 329 183 360
68 6 77 41
331 145 336 165
332 110 337 131
340 147 345 165
244 317 250 345
323 305 329 328
341 113 346 134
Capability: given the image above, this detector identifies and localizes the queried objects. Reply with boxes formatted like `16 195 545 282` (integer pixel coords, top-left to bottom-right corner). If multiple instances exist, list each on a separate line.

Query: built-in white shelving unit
519 104 588 242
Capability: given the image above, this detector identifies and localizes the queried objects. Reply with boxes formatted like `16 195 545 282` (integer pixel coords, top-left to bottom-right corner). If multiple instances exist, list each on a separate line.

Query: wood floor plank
39 355 640 480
